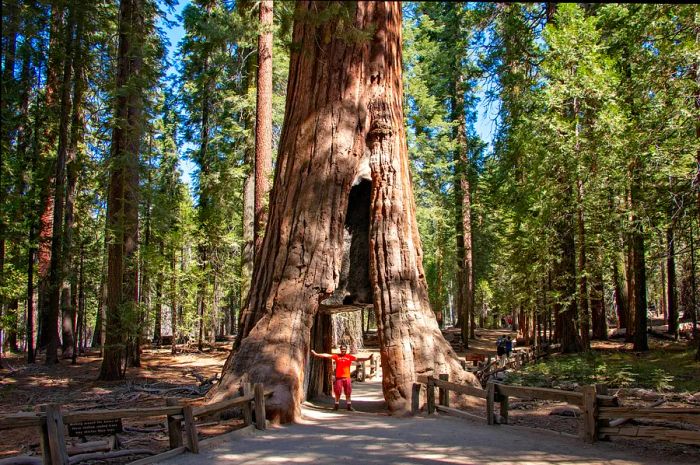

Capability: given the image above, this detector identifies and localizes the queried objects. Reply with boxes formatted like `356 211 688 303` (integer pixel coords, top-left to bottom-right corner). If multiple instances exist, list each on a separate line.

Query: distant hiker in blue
496 336 506 367
505 336 513 358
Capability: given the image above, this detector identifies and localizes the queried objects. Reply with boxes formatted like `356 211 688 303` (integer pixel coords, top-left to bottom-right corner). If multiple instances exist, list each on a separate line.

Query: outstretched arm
311 349 333 359
356 353 374 362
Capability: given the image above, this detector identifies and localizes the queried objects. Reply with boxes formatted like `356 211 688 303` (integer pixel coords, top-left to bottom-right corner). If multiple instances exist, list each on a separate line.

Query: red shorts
333 377 352 397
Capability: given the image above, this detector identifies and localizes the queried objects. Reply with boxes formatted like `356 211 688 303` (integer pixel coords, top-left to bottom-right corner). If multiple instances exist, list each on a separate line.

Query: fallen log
66 440 111 456
123 425 166 433
134 385 203 395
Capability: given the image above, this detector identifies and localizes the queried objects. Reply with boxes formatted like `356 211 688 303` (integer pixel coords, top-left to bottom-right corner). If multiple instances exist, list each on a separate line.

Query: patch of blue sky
158 0 198 194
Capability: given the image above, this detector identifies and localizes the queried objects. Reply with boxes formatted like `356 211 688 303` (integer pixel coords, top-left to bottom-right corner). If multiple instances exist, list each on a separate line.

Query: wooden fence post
581 385 598 443
357 361 366 382
242 383 253 426
37 405 51 465
438 374 449 407
45 404 69 465
182 406 199 453
498 387 509 425
486 382 495 425
427 376 435 414
254 383 266 430
411 383 422 415
165 398 183 449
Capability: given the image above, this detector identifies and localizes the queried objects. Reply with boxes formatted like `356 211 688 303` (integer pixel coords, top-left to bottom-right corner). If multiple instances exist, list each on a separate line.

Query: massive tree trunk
214 1 478 423
99 0 144 380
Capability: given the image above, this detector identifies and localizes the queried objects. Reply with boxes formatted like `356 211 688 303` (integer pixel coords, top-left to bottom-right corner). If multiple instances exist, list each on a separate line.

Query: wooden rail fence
414 375 700 446
463 344 562 385
0 383 271 465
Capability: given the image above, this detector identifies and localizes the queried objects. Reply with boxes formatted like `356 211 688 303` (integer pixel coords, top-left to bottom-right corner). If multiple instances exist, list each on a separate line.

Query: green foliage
506 348 699 392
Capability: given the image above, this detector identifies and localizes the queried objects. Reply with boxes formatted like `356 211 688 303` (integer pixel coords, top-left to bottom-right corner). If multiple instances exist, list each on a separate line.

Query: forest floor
1 328 699 463
0 345 234 463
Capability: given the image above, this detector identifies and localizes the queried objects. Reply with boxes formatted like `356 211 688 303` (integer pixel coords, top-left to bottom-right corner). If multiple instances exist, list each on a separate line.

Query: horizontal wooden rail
193 390 273 418
0 412 43 430
193 394 254 418
431 378 486 399
495 384 584 406
599 425 700 446
599 407 700 417
62 406 184 424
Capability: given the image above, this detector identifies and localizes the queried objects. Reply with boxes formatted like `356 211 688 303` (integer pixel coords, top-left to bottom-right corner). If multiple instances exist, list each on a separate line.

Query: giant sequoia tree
213 1 478 422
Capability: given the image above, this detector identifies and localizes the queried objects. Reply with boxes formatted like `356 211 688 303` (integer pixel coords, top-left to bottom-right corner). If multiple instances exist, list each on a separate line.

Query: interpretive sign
67 418 123 437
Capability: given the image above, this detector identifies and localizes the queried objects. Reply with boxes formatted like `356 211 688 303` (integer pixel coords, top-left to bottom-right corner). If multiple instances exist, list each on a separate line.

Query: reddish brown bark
215 1 478 422
254 0 273 254
453 72 474 345
37 1 64 351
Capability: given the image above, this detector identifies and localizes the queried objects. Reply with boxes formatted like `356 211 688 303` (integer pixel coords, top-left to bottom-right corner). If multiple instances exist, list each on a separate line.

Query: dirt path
153 380 684 465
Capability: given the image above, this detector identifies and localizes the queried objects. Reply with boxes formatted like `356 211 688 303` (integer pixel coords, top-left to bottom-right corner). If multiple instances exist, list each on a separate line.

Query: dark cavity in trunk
321 179 373 308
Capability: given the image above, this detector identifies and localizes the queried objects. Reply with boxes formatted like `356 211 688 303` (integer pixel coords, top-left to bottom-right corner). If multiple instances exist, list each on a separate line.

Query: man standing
311 343 373 411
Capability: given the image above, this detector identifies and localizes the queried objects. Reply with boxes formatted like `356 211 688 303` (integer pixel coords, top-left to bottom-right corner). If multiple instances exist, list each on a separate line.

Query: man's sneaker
333 403 339 411
347 404 355 411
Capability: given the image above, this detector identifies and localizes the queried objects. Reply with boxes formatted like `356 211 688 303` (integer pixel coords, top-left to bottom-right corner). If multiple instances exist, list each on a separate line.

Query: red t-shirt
332 353 356 378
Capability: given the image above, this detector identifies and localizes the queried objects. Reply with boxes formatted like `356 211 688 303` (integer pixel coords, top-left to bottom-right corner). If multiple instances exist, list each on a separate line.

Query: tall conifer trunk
590 257 607 340
666 214 678 337
237 0 256 335
37 2 64 352
61 6 86 359
99 0 145 380
555 188 581 353
214 1 478 422
254 0 273 254
47 3 77 364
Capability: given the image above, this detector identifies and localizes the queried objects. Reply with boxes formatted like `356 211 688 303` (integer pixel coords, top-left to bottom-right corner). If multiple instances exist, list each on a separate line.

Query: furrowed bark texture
215 0 477 422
